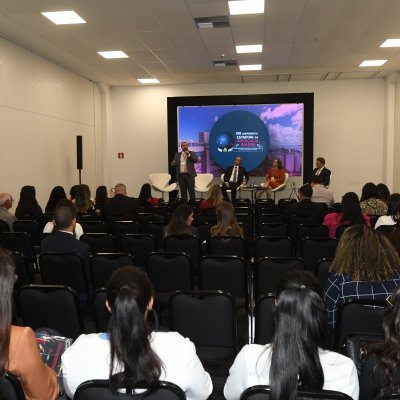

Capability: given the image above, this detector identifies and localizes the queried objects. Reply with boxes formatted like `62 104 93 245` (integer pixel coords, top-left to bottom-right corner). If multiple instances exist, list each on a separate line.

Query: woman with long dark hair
211 201 243 238
323 192 371 238
375 193 400 229
224 270 358 400
94 185 108 216
62 266 212 399
45 186 67 213
0 249 58 399
359 285 400 399
15 185 43 223
164 204 198 237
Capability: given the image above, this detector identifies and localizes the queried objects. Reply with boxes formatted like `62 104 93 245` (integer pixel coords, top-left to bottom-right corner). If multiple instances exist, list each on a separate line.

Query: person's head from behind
47 186 66 206
0 193 13 210
361 182 378 202
340 192 365 225
138 183 152 203
106 266 161 390
377 183 390 203
216 201 236 226
206 183 223 205
330 224 400 282
19 186 36 203
0 249 16 375
114 183 127 196
387 193 400 219
69 185 80 201
53 200 76 231
166 204 194 236
270 270 328 400
298 184 313 200
75 185 91 211
311 175 323 186
95 185 108 203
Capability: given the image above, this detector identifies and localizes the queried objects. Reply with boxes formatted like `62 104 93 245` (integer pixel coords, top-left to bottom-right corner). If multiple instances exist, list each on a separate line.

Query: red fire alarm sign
118 153 124 159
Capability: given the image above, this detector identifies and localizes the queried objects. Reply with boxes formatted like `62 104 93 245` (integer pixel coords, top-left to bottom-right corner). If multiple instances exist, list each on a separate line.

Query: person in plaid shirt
324 224 400 331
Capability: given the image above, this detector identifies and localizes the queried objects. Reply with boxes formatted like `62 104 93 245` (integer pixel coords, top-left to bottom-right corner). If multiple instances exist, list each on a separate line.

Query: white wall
0 37 101 209
109 79 386 201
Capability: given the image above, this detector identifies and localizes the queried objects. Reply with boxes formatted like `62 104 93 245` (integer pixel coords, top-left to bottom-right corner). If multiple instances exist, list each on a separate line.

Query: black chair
289 215 318 238
192 222 212 243
80 221 107 233
236 213 254 239
240 385 353 399
334 298 388 352
295 224 329 249
199 255 249 308
136 212 159 233
196 211 217 226
90 253 135 290
169 290 238 366
257 213 283 224
146 252 193 307
254 257 305 300
315 258 332 289
256 223 288 238
0 219 10 233
78 212 99 222
207 236 246 258
0 232 38 271
277 198 297 213
300 237 338 272
121 234 157 268
164 235 201 275
12 251 34 289
17 284 84 339
377 224 397 236
0 371 26 400
110 221 140 249
13 220 41 247
80 233 116 253
74 379 186 400
146 222 165 249
253 294 275 345
39 252 89 298
375 388 400 399
254 236 293 260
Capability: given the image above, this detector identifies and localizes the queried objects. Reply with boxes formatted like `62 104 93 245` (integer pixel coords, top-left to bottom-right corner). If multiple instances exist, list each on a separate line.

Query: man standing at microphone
171 141 198 203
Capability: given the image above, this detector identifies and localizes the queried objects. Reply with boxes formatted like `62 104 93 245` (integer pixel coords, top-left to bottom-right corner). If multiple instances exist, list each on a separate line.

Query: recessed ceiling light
380 39 400 48
137 78 160 84
228 0 264 15
236 44 263 53
97 51 129 59
359 60 387 67
41 11 86 25
239 64 262 71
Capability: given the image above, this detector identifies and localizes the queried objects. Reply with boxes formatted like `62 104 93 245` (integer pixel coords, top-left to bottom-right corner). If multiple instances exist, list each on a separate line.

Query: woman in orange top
256 158 285 199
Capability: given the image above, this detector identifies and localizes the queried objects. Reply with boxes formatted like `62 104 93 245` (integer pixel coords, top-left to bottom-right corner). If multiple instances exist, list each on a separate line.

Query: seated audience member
137 183 162 212
68 185 80 202
376 183 391 206
211 201 243 238
387 227 400 258
284 184 326 223
359 285 400 400
94 185 108 216
360 182 388 216
323 192 370 238
224 270 358 400
61 266 212 399
199 183 223 213
45 186 67 213
310 175 334 207
103 183 138 219
324 225 400 332
0 192 16 231
164 204 198 237
41 200 91 287
15 185 43 225
0 249 59 400
375 193 400 230
74 184 95 214
309 157 331 187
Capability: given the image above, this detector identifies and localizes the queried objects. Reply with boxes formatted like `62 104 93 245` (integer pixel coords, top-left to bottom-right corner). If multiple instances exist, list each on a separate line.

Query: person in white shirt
62 266 212 400
224 270 359 400
311 175 334 207
375 193 400 229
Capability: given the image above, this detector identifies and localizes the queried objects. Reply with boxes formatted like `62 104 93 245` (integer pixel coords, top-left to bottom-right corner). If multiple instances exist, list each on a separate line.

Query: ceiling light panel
228 0 264 15
137 78 160 84
98 51 129 59
359 60 387 67
380 39 400 48
239 64 262 71
236 44 262 53
41 11 86 25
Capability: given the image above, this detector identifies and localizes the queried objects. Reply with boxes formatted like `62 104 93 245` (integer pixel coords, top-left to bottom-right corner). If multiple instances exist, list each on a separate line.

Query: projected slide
177 104 303 177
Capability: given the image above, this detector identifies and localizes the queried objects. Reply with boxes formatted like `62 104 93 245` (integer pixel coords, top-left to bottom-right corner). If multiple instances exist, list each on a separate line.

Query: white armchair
271 172 289 201
149 173 177 200
195 173 213 198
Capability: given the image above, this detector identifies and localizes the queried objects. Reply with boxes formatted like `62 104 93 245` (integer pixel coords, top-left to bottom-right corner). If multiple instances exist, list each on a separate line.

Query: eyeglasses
386 294 394 309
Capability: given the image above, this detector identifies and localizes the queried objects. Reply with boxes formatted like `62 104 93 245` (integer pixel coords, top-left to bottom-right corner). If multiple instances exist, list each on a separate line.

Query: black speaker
76 136 83 170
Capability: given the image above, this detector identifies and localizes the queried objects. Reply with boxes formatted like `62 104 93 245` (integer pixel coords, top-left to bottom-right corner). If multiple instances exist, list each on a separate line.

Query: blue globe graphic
216 132 234 152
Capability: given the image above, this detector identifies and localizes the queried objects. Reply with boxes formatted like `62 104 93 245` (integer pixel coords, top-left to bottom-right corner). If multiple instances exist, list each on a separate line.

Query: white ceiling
1 0 400 86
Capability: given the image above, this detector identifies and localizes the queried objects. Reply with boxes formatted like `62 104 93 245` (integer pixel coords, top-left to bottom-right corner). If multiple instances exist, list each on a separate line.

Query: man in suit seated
309 157 331 187
103 183 139 219
222 157 249 202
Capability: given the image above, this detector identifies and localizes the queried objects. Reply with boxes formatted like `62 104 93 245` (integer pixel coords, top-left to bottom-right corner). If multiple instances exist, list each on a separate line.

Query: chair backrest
240 385 353 400
164 235 201 274
80 233 116 253
0 232 38 268
256 223 288 238
295 224 329 248
80 221 107 233
207 236 246 258
120 234 156 268
254 236 293 260
195 173 213 190
0 219 10 233
149 173 172 189
74 379 186 400
90 253 135 290
12 251 33 289
17 284 84 339
135 213 158 233
191 222 211 243
315 258 332 288
169 290 238 365
289 215 318 237
300 237 338 272
199 255 248 308
254 295 275 345
254 257 305 299
146 222 165 249
257 213 284 224
13 220 41 246
0 371 26 400
334 299 388 352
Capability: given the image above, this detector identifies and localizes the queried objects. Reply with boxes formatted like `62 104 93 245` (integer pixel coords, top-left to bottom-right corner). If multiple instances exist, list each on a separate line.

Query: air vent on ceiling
195 16 230 29
214 60 237 67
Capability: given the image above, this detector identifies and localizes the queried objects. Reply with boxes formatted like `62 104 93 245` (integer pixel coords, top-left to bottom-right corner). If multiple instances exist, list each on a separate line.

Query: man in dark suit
103 183 139 218
222 156 249 202
309 157 331 187
41 200 91 293
171 141 198 203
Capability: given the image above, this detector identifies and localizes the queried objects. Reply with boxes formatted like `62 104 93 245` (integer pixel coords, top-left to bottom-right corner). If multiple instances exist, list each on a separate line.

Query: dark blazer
310 167 331 187
173 151 198 178
103 194 139 218
284 199 326 222
224 166 249 186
